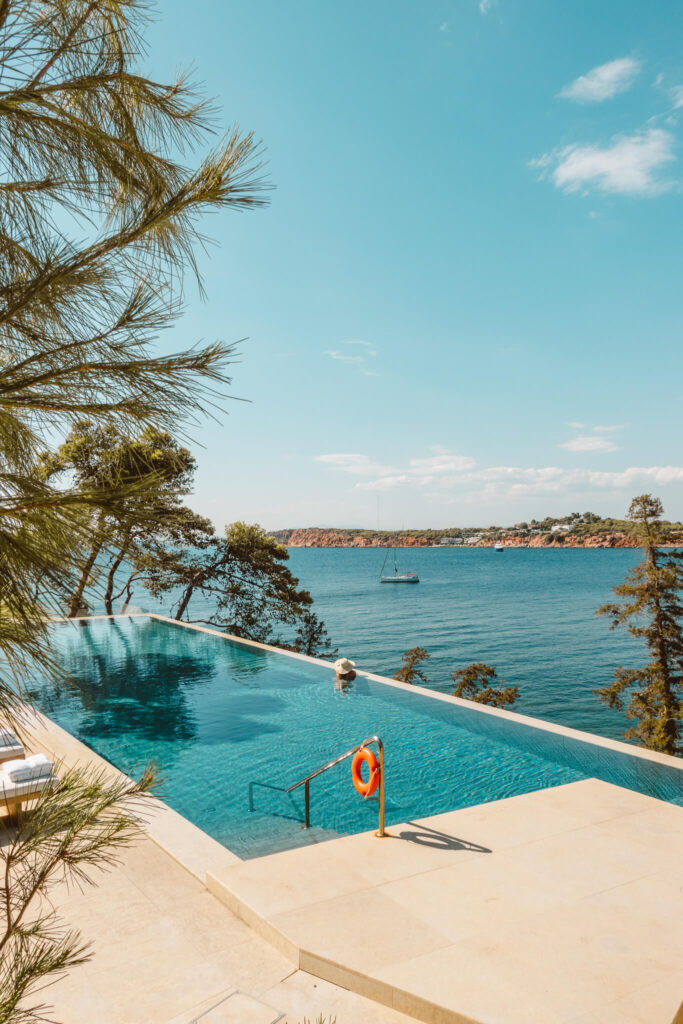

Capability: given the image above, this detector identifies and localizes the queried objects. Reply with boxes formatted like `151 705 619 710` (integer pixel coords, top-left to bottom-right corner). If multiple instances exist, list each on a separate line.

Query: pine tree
290 612 338 658
394 647 430 685
451 663 519 709
133 521 316 645
40 421 197 616
596 495 683 756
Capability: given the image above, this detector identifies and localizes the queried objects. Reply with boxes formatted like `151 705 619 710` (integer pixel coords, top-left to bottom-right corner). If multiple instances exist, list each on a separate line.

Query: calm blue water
131 546 650 742
30 616 682 860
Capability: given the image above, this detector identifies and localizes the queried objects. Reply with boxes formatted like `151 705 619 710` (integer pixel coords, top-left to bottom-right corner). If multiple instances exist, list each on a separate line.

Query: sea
125 545 649 746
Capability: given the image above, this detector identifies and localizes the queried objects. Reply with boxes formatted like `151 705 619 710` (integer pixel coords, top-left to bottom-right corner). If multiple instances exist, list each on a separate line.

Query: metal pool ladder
249 734 388 838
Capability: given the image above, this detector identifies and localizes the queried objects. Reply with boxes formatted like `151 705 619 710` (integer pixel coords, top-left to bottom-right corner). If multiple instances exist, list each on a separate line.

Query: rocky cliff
269 528 646 549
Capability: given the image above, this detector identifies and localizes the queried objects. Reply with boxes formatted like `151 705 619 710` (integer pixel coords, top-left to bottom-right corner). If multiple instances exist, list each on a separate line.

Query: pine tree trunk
175 585 194 620
104 535 131 615
645 538 677 754
67 515 106 618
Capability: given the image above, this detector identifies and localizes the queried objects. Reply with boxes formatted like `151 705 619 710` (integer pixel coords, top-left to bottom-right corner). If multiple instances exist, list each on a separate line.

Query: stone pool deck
207 779 683 1024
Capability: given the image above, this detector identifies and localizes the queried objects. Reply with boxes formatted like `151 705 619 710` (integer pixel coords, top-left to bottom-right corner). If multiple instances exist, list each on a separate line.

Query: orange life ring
351 747 379 797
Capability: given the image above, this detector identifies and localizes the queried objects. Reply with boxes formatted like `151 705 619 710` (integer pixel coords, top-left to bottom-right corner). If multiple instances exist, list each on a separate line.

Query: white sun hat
334 657 356 675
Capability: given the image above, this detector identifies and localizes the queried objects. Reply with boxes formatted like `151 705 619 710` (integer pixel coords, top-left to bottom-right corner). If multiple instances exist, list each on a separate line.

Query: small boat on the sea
380 545 420 583
495 542 505 552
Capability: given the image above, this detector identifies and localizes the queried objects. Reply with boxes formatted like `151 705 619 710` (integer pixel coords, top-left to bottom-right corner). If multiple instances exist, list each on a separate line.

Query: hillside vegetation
270 512 683 549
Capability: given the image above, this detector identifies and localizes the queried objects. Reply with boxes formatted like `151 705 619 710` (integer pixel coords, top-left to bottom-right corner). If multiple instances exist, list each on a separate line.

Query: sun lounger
3 753 53 783
0 730 25 765
0 765 57 819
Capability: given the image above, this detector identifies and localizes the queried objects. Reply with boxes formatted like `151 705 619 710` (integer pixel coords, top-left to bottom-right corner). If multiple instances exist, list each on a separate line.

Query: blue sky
146 0 683 530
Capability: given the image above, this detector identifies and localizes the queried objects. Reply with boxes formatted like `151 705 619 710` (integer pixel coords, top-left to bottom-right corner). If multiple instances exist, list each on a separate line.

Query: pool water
30 616 683 859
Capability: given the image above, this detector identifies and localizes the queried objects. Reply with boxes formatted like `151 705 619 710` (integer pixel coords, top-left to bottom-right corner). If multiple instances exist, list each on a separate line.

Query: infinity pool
30 616 683 859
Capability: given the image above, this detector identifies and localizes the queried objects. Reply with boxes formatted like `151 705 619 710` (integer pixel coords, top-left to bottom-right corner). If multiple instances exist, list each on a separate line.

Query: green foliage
135 521 316 645
451 663 519 708
298 1017 337 1024
41 420 198 615
288 612 338 659
596 495 683 755
393 647 430 685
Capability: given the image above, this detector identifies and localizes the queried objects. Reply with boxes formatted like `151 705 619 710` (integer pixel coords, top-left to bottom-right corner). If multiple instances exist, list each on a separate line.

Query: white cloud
593 423 627 433
504 465 683 496
531 128 675 196
559 57 640 103
315 454 392 476
316 447 683 505
439 21 448 32
341 340 377 355
409 448 477 474
559 435 619 453
357 474 421 492
324 350 363 364
567 421 585 429
324 340 378 374
434 465 683 503
670 85 683 109
316 445 476 491
479 0 492 12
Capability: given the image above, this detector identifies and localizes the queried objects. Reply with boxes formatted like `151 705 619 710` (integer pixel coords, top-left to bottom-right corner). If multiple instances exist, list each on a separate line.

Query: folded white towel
25 753 51 769
0 730 20 748
3 754 55 784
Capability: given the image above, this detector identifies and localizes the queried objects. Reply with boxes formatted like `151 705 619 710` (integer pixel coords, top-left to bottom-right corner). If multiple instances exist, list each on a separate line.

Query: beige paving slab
394 779 634 853
325 817 494 885
381 940 566 1024
569 969 683 1024
211 837 373 918
514 775 663 824
261 968 421 1024
497 820 667 901
273 886 454 974
591 797 683 858
375 852 576 945
194 992 282 1023
163 989 235 1024
376 869 683 1022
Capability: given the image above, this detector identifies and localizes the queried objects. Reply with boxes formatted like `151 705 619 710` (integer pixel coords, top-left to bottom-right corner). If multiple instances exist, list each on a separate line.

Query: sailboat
379 544 420 583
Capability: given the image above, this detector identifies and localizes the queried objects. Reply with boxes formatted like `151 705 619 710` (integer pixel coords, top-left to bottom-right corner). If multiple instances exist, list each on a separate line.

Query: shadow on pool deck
394 821 492 853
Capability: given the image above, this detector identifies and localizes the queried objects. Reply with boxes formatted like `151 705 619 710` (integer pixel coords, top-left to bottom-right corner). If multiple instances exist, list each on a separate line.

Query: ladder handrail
249 735 387 837
284 734 383 792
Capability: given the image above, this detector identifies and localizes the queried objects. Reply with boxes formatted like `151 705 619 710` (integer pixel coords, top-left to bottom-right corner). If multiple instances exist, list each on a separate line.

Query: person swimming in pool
334 657 356 690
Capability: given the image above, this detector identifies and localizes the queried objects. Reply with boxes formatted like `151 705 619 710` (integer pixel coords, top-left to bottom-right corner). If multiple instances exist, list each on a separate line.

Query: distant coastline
270 514 683 550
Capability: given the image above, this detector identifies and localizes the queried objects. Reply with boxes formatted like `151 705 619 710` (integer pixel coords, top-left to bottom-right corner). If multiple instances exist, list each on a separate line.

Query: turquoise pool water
31 616 683 859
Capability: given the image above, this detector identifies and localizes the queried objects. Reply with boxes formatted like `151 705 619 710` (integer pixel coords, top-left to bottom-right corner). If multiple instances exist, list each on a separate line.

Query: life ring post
350 738 388 837
375 737 388 838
